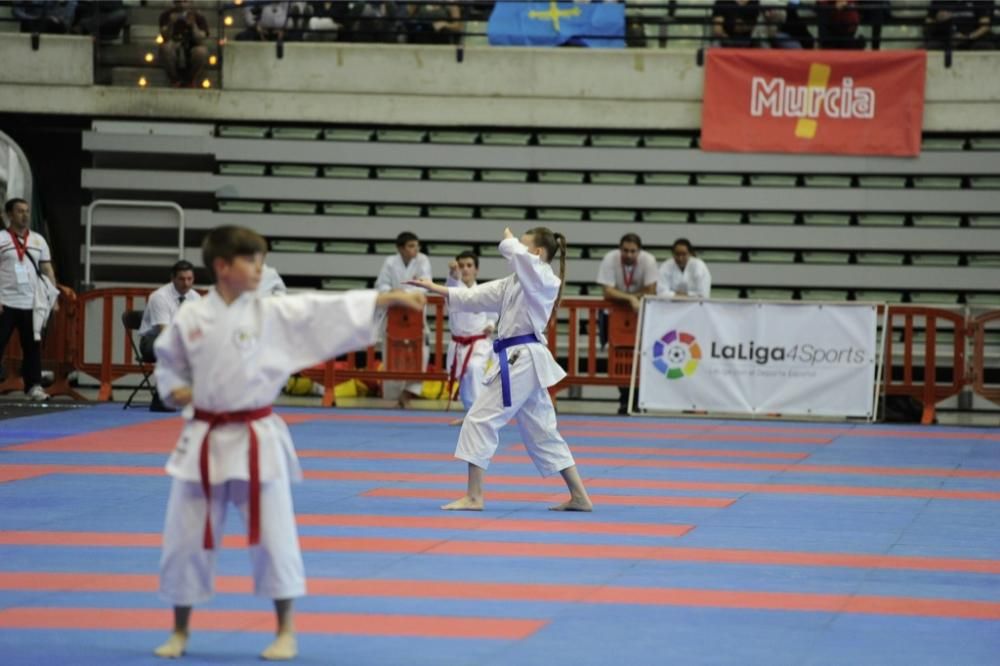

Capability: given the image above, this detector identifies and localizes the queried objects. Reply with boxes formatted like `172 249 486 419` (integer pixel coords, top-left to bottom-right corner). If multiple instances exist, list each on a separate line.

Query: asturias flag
487 1 626 49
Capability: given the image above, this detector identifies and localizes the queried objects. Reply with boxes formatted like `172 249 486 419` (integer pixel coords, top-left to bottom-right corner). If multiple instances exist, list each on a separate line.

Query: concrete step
109 66 220 89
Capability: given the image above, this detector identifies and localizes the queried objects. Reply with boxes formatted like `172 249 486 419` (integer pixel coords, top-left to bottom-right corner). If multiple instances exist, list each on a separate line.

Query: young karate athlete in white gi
409 227 592 512
152 226 425 660
444 250 497 426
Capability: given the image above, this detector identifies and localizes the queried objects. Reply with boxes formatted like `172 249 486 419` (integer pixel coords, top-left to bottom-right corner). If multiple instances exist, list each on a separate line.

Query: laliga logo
750 63 876 140
652 330 701 380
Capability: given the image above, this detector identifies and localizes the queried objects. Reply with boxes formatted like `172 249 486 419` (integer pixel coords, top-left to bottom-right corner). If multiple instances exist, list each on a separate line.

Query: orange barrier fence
971 310 1000 409
881 306 967 425
21 287 998 420
0 286 84 399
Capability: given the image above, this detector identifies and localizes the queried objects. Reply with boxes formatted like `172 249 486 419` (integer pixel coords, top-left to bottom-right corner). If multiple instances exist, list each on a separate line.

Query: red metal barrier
971 310 1000 408
0 285 84 399
71 289 981 422
882 305 967 424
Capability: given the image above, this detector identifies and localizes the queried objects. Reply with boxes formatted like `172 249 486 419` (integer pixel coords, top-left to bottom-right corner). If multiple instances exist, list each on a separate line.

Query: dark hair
396 231 419 247
201 225 267 281
455 249 479 269
672 238 696 256
171 260 195 277
4 198 27 214
620 233 642 249
525 226 568 331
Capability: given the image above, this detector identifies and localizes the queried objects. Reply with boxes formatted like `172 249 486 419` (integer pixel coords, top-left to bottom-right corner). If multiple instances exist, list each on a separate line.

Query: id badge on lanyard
14 261 29 285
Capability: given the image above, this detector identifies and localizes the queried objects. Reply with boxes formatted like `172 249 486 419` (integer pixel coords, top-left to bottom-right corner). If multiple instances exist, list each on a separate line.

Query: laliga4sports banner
701 49 926 157
638 300 878 418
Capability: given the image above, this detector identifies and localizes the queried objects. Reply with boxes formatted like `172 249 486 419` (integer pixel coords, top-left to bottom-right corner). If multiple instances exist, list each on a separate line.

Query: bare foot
154 631 188 659
261 632 297 660
441 495 483 511
448 417 464 427
549 498 593 512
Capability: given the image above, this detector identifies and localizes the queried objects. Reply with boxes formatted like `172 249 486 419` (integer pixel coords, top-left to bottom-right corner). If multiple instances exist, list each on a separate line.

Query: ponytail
526 226 567 333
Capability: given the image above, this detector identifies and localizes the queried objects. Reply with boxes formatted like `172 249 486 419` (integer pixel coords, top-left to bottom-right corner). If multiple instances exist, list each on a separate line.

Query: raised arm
499 230 559 297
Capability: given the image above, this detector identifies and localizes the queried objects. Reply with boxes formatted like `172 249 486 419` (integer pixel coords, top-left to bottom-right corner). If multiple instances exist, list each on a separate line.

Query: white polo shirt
596 249 659 293
139 281 202 336
0 228 51 310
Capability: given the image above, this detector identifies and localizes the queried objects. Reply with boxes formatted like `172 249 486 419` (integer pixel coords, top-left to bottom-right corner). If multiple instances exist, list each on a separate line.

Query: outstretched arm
408 276 506 315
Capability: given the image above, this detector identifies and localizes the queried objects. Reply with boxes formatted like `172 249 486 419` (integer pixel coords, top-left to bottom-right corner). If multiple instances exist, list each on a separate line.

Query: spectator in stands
138 260 201 411
816 0 865 50
596 233 658 416
296 1 342 41
756 1 810 48
158 0 210 88
712 0 760 47
375 231 432 408
13 1 77 34
405 2 463 44
0 198 57 402
73 1 128 42
657 239 712 300
237 1 291 41
925 1 995 50
336 2 407 43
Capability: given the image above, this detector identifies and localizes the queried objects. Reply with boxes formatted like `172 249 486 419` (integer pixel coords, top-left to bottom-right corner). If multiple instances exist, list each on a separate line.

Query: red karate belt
446 333 488 408
193 405 273 550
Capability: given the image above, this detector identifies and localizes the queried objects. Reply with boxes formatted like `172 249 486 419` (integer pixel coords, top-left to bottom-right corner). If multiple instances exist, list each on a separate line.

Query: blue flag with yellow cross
487 1 626 48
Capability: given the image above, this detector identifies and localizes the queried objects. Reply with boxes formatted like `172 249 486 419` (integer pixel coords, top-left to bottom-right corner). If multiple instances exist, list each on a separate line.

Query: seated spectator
657 239 712 299
137 260 201 411
925 1 995 50
712 0 760 47
816 0 865 50
297 1 343 42
73 1 128 42
756 1 808 48
237 1 291 42
158 0 210 88
336 2 406 43
596 233 658 415
13 1 78 34
405 2 463 45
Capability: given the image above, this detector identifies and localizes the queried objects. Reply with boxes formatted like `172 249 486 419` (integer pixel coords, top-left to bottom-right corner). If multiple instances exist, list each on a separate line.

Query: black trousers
0 306 41 391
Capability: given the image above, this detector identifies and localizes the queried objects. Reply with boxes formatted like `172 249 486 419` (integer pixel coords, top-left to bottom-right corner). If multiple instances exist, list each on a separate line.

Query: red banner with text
701 49 926 157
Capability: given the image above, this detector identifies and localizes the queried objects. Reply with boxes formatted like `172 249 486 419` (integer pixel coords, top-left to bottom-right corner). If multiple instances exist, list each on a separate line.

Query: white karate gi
448 238 575 477
375 252 432 399
258 264 287 296
445 275 497 411
154 288 379 605
657 257 712 298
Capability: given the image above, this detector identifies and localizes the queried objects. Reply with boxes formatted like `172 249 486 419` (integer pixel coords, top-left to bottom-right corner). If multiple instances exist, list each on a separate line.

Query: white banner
637 299 879 418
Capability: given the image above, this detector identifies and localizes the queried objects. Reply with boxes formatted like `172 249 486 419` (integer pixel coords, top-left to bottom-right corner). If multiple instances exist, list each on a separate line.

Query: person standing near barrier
657 238 712 299
152 225 425 660
0 198 57 402
408 227 592 513
596 233 658 414
375 231 432 408
444 250 497 426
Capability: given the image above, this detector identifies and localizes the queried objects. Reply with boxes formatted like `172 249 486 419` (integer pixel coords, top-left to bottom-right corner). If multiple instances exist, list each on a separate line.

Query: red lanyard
7 228 29 262
622 262 635 291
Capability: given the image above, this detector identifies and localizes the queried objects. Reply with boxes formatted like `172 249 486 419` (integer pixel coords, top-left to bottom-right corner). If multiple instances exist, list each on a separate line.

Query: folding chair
121 309 155 410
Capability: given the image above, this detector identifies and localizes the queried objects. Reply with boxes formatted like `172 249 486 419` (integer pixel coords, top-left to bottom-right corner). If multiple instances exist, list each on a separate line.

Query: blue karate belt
493 333 542 408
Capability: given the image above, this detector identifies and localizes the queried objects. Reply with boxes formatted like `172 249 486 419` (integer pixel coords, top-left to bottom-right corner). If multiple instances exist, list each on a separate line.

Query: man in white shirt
597 233 659 311
596 233 658 415
0 198 57 401
375 231 432 408
657 238 712 299
139 260 201 411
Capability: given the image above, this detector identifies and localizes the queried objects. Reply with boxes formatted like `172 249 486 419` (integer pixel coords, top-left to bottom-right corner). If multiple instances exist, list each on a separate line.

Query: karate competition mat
1 404 998 665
